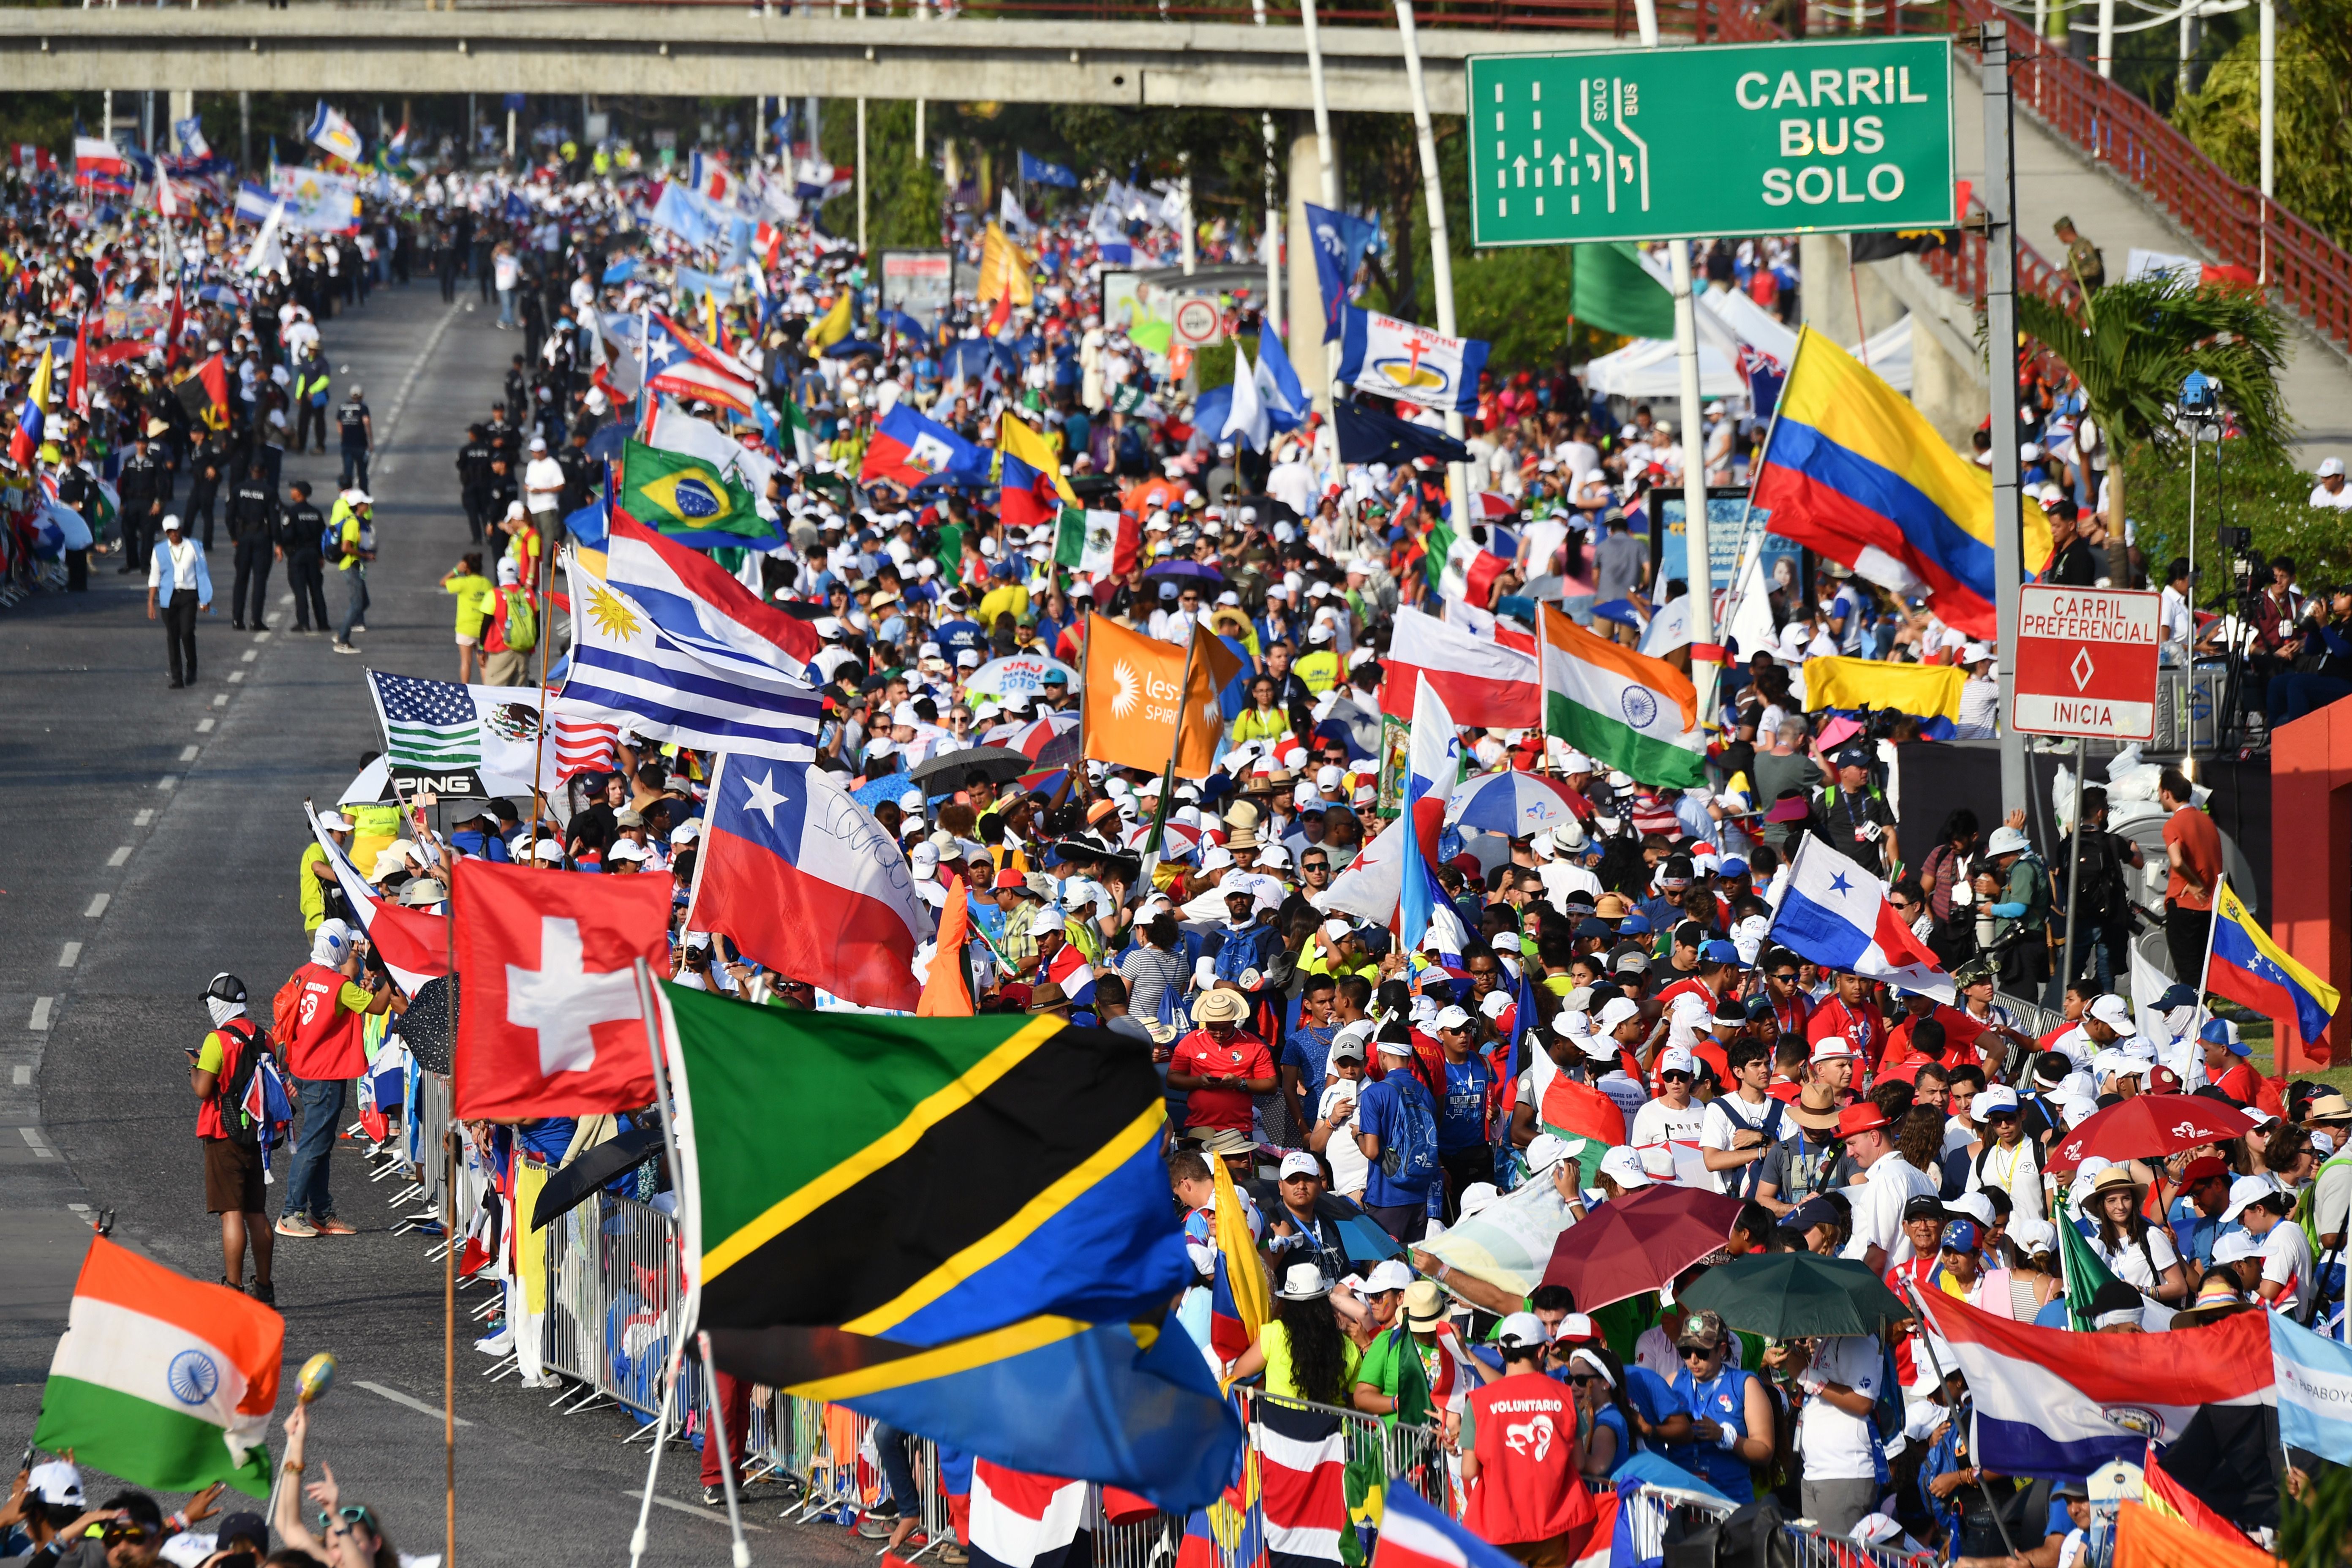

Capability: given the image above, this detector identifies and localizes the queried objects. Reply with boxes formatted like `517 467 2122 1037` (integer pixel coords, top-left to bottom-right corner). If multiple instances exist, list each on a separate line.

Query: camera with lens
2180 371 2221 416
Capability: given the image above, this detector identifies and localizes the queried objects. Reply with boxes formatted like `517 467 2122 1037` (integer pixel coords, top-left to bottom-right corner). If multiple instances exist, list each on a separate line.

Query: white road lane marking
355 1381 475 1426
58 943 79 968
29 998 52 1030
107 847 131 866
84 894 109 917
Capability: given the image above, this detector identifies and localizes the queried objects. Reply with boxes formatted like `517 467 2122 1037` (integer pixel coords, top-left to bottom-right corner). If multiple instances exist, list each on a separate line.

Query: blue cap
1700 939 1740 964
1941 1219 1981 1254
1720 857 1749 878
1576 917 1613 939
2200 1016 2250 1057
1745 994 1780 1021
1621 913 1653 936
2154 983 2198 1012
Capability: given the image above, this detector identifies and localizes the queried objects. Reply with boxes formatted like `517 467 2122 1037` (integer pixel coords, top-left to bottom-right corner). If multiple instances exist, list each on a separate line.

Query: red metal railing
1916 199 2081 317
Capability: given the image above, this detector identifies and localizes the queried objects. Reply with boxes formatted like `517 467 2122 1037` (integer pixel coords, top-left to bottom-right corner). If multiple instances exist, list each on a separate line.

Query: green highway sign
1465 37 1955 247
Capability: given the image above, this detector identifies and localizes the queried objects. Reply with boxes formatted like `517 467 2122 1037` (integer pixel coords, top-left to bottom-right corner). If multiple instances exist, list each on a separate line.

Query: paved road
0 282 865 1568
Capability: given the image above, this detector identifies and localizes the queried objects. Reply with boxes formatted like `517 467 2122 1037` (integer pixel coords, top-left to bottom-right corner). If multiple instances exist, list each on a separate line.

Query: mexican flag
36 1237 283 1496
1535 602 1705 787
778 395 816 467
1052 504 1137 580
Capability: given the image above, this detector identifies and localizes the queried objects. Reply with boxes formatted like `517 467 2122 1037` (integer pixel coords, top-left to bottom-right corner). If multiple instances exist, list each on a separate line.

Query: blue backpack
1377 1075 1441 1187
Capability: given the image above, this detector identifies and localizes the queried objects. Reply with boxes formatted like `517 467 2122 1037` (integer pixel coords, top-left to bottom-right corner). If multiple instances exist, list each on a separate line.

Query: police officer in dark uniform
455 423 495 544
226 462 279 631
482 453 520 527
115 430 167 573
54 448 93 592
279 479 330 634
557 425 598 514
184 433 228 551
337 384 373 491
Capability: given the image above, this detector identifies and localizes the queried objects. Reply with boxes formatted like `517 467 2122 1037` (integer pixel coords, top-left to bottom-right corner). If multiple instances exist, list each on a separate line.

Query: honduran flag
1918 1289 2273 1476
2208 879 2341 1056
1766 836 1954 1002
1375 1475 1615 1568
1255 1400 1347 1568
967 1462 1092 1568
1380 605 1539 730
862 403 987 488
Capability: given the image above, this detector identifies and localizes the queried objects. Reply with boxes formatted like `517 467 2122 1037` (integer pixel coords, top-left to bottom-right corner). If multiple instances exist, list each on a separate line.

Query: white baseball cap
1598 1144 1654 1189
1594 996 1641 1033
1495 1311 1551 1350
2209 1229 2263 1265
2320 457 2346 478
1432 1004 1473 1032
1525 1132 1577 1173
1657 1046 1699 1079
1973 1084 2020 1116
2086 993 2138 1035
1278 1151 1322 1180
1362 1259 1414 1293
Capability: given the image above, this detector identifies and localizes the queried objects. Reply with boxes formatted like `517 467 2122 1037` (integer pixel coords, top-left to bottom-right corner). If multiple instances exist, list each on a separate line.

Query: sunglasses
1677 1344 1719 1360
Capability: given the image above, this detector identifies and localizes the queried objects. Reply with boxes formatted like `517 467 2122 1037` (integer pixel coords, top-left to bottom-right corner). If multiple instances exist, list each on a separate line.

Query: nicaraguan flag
1767 835 1953 1000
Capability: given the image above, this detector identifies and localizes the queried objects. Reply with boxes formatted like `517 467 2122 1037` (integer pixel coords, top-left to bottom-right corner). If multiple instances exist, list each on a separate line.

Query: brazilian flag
618 439 771 548
662 984 1239 1509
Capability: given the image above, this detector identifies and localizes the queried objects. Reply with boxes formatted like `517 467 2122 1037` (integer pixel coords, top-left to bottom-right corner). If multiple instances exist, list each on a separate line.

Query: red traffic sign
1171 295 1224 348
2012 585 2161 741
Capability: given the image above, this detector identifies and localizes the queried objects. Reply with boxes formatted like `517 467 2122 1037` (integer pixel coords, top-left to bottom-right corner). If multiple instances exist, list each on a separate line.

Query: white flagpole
2189 871 2226 1046
625 958 703 1568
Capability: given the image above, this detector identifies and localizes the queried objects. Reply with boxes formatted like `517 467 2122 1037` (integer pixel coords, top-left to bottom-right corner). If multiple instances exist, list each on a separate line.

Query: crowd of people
5 108 2346 1568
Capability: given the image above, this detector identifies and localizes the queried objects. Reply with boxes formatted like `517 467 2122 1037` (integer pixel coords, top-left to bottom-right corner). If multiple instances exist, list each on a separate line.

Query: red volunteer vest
1464 1372 1595 1545
286 961 366 1081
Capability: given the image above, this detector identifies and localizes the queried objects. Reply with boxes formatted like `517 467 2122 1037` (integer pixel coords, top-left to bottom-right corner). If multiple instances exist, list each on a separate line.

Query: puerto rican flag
1916 1289 2273 1475
967 1462 1091 1568
687 753 931 1013
643 313 758 415
1380 605 1540 730
1765 836 1954 1002
1375 1475 1615 1568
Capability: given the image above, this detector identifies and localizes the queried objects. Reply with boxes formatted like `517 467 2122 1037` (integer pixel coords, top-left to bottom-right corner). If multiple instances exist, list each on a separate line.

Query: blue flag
651 182 723 249
1254 327 1308 432
1018 150 1079 189
2273 1311 2352 1460
1305 201 1380 343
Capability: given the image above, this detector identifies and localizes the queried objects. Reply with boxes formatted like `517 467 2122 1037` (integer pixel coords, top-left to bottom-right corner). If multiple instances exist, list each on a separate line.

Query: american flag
367 671 481 768
550 697 620 781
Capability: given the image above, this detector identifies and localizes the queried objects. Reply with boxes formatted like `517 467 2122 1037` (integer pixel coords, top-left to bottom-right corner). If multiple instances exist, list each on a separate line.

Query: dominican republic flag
73 137 130 193
602 513 821 668
643 313 758 415
1399 674 1470 963
688 752 931 1013
1375 1477 1615 1568
968 1462 1092 1568
1254 1401 1346 1568
861 403 987 488
1044 942 1096 1007
1917 1290 2273 1475
302 800 449 995
1766 836 1953 1002
1380 605 1538 729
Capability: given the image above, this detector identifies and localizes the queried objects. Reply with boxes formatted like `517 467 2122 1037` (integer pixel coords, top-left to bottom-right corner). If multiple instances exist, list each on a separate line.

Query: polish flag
449 860 673 1118
1380 604 1539 729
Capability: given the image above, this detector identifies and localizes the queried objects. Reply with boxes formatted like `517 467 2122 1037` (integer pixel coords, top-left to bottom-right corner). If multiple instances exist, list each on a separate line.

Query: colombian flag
998 412 1075 530
2208 878 2341 1059
8 345 51 466
1751 327 2050 640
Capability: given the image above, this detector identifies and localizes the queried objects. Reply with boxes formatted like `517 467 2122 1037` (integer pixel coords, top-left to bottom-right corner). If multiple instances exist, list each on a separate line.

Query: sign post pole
1984 21 2029 819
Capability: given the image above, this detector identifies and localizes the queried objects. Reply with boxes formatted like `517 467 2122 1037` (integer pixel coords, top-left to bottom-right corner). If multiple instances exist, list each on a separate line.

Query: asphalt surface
0 281 870 1568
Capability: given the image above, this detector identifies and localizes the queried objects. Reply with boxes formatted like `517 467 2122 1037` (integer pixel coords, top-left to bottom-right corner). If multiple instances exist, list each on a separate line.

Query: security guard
455 422 496 544
225 461 278 631
292 349 332 455
336 383 373 491
114 430 167 573
279 480 331 635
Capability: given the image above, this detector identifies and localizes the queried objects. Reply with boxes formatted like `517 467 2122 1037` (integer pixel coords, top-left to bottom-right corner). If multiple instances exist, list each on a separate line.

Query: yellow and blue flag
1752 327 2049 640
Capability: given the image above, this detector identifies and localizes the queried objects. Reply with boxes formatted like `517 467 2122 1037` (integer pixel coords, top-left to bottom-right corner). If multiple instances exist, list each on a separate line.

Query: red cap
2149 1065 2182 1093
1836 1103 1890 1140
993 868 1026 891
2181 1154 2230 1184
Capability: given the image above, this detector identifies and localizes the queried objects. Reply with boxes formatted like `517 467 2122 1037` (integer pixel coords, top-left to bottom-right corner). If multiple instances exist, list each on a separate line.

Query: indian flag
1535 602 1705 788
36 1237 283 1496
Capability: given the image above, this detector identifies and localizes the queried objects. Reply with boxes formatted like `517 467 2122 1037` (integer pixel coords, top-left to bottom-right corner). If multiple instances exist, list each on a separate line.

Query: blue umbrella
823 338 887 360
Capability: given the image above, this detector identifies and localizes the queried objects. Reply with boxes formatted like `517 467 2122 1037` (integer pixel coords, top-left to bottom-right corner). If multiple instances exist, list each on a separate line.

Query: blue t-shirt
1436 1055 1493 1152
935 618 985 656
1589 1405 1633 1478
2167 1195 2219 1268
1284 1024 1339 1096
1624 1365 1689 1446
1669 1365 1758 1502
1356 1073 1438 1208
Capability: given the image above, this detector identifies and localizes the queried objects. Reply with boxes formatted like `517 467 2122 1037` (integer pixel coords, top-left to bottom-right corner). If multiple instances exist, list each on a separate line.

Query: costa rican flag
1043 942 1096 1007
1916 1289 2274 1475
966 1462 1091 1568
1373 1476 1616 1568
1253 1400 1345 1568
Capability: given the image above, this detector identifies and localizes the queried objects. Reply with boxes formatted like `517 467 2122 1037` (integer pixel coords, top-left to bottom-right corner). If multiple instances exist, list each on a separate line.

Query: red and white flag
450 860 672 1118
548 697 621 781
968 1462 1092 1568
1379 605 1540 728
1254 1402 1346 1568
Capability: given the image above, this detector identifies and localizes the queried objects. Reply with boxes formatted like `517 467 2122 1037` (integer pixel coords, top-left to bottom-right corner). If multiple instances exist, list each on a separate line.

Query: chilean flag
687 752 932 1013
1398 675 1470 964
861 403 986 488
1765 836 1954 1002
1379 606 1539 729
1916 1290 2273 1476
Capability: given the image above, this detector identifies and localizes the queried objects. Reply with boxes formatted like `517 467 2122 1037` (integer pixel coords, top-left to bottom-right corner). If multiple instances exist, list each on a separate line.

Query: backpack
320 517 343 563
500 586 537 651
212 1018 278 1147
272 971 307 1048
1376 1075 1441 1187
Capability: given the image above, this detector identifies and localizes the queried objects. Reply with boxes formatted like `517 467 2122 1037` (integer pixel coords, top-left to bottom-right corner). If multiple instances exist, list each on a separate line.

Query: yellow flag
810 290 853 349
977 223 1034 307
1800 655 1967 722
1208 1151 1269 1367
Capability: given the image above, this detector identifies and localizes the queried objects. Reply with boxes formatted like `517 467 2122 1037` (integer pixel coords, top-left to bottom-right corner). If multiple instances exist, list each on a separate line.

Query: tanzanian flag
618 438 770 548
661 984 1240 1509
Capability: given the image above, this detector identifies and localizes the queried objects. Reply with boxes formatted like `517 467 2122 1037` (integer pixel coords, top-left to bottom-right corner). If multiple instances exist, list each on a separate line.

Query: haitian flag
861 403 987 488
997 412 1076 530
688 751 931 1013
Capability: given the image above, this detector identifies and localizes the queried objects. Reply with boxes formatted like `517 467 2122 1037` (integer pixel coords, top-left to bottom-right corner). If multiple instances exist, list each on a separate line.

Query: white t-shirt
1965 1139 2047 1227
1841 1154 1940 1266
523 455 566 511
1795 1334 1883 1480
2261 1221 2313 1317
1630 1095 1705 1153
2096 1225 2181 1293
1699 1092 1793 1195
1318 1081 1369 1197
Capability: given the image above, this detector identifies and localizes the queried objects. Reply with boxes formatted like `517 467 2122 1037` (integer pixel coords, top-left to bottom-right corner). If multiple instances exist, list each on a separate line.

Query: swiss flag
450 860 674 1119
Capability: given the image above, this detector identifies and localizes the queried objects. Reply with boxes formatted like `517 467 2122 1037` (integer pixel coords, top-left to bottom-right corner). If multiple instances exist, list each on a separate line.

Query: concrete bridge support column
1286 112 1341 411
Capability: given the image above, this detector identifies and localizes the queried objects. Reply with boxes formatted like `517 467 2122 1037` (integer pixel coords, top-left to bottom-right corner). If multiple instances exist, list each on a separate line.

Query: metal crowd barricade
1781 1522 1938 1568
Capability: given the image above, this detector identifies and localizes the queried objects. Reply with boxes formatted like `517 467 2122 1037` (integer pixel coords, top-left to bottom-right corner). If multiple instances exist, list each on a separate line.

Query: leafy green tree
2012 272 2290 541
2176 0 2352 251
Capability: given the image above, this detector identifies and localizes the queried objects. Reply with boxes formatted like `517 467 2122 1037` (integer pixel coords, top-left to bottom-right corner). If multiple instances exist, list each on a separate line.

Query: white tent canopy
1584 285 1915 399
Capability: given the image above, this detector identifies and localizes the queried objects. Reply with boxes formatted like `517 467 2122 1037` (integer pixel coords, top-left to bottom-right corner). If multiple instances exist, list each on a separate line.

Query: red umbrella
1541 1182 1745 1312
2047 1092 2254 1175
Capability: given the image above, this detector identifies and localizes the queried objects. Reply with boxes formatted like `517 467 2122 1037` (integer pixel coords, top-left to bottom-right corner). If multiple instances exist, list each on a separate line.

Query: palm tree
2013 272 2291 544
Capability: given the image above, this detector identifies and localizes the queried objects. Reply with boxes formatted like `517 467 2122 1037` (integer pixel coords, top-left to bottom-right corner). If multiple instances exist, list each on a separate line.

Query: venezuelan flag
998 412 1076 531
1751 327 2049 640
2208 880 2341 1051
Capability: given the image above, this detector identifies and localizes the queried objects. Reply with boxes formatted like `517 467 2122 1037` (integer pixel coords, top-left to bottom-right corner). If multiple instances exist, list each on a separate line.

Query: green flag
618 438 764 539
2057 1208 2121 1331
1571 242 1676 339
